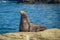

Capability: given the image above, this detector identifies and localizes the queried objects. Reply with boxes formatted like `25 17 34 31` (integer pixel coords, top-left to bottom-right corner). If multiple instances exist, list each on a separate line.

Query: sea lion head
20 11 27 18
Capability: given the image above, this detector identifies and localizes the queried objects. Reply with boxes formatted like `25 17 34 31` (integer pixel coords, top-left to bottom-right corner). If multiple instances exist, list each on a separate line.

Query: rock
0 28 60 40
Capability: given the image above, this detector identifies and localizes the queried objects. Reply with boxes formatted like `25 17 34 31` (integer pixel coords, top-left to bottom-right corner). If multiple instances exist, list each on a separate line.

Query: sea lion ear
20 11 26 15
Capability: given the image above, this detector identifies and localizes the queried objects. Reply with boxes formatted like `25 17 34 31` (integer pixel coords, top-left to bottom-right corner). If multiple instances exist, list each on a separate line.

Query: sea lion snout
20 11 26 15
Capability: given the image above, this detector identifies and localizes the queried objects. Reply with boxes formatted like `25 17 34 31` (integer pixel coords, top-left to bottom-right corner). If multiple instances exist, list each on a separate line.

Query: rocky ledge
0 28 60 40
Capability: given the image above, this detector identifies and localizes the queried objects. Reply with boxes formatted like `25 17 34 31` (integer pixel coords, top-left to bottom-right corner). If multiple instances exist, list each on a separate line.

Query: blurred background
0 0 60 3
0 0 60 34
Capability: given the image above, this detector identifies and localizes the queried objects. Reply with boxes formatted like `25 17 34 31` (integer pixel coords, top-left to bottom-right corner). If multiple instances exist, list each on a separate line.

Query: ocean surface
0 1 60 34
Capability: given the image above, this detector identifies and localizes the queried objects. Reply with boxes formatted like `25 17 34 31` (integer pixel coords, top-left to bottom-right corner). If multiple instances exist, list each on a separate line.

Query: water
0 1 60 34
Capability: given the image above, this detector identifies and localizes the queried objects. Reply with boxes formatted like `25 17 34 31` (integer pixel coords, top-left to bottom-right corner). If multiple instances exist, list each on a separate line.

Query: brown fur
19 11 46 32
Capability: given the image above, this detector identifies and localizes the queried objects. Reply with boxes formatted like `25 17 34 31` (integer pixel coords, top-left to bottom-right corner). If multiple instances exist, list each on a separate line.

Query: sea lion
19 11 46 32
19 11 30 32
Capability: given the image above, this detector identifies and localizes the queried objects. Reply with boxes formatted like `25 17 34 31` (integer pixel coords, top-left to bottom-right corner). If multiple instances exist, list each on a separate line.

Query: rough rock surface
0 28 60 40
